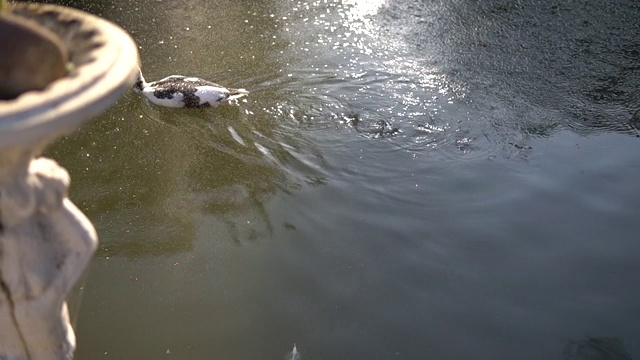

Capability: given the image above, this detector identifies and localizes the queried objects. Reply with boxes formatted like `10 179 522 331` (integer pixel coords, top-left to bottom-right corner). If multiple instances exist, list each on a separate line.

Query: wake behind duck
134 68 248 108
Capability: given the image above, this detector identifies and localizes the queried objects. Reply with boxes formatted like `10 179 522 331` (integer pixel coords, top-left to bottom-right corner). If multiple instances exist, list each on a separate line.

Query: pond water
38 0 640 358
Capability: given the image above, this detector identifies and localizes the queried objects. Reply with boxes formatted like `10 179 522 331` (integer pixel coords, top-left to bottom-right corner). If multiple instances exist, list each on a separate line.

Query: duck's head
133 67 146 92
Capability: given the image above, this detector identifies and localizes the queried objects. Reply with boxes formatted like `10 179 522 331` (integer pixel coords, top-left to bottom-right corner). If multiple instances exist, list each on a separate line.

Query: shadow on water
564 337 633 360
47 89 327 258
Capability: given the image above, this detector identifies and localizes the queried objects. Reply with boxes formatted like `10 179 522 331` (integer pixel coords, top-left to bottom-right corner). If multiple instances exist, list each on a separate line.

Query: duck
133 68 248 108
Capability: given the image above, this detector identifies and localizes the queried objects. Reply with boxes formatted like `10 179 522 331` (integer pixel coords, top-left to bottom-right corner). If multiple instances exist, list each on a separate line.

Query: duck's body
134 70 248 108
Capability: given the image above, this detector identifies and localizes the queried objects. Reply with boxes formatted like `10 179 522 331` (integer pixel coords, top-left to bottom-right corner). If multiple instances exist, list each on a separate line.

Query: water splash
287 343 300 360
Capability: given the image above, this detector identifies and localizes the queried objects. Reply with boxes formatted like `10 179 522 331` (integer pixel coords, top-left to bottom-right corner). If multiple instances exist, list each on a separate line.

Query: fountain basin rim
0 4 139 149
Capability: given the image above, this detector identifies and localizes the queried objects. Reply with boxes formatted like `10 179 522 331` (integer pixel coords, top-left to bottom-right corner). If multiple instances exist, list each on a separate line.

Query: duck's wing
153 75 222 86
192 78 229 88
150 75 244 89
147 76 212 95
148 75 188 87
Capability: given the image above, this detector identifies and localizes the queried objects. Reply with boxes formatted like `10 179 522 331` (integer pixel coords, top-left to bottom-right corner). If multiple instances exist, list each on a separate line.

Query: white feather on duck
133 68 248 108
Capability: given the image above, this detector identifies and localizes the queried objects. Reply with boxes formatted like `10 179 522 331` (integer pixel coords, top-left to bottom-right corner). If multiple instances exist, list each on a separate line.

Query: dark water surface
35 0 640 358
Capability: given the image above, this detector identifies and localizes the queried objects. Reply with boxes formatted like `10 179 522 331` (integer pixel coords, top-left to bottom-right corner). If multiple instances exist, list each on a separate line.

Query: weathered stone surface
0 155 97 360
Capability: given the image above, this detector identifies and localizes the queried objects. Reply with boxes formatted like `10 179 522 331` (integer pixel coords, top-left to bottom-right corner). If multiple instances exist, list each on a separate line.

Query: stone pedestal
0 4 138 359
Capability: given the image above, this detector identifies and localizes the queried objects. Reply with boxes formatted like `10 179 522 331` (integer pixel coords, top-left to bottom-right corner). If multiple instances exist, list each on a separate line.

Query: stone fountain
0 3 138 359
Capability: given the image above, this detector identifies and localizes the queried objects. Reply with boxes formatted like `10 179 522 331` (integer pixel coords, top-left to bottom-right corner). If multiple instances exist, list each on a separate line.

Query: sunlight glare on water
258 0 478 164
341 0 388 40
